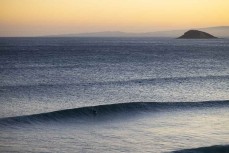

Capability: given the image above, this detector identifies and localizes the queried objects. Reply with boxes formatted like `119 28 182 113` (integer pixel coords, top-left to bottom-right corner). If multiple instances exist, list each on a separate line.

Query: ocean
0 37 228 153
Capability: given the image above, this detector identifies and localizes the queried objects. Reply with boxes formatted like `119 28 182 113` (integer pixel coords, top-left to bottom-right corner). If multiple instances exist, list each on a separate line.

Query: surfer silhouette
92 109 97 116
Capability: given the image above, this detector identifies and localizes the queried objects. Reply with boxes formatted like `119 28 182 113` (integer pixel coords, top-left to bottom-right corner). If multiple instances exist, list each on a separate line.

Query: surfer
92 109 97 116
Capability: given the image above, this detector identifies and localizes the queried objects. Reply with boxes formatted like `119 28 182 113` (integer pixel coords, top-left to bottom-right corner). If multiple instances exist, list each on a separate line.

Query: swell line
0 100 228 127
1 74 229 89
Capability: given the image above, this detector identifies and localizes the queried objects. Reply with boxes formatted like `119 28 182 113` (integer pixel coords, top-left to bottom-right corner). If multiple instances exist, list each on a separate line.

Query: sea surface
0 37 229 153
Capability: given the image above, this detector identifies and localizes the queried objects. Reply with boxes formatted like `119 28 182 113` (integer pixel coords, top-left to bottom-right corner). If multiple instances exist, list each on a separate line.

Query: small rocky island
178 30 217 39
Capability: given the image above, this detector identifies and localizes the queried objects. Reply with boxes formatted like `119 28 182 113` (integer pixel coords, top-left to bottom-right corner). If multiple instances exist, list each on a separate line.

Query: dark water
0 37 229 152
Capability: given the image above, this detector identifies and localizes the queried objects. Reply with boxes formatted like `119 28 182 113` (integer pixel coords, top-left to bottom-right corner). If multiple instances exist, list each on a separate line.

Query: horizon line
1 25 229 38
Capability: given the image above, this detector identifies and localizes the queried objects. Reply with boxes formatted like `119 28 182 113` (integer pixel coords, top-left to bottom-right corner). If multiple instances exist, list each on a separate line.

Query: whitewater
0 37 229 152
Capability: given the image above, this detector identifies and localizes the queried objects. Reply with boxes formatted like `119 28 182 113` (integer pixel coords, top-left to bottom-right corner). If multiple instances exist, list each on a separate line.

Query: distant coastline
0 26 229 38
45 26 229 38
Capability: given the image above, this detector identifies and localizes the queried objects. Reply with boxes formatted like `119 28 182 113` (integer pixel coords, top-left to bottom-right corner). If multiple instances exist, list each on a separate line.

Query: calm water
0 37 229 152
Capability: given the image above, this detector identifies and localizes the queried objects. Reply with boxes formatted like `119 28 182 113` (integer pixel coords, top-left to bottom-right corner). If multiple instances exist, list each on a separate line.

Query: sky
0 0 229 36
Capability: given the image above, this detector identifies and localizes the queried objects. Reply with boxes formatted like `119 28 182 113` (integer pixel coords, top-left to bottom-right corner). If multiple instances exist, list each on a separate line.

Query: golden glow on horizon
1 0 229 36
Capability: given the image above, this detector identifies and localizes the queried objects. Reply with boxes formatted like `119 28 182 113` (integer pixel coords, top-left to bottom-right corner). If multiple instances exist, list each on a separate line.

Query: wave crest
172 145 229 153
0 100 228 127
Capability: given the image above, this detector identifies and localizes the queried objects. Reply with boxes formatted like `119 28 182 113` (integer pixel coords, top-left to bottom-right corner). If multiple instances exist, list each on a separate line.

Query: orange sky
1 0 229 36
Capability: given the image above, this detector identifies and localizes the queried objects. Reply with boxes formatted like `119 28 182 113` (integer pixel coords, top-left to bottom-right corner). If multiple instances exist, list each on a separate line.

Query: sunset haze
1 0 229 36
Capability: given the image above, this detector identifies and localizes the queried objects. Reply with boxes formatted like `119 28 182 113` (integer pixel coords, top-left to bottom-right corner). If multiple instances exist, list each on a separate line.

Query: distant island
178 30 218 39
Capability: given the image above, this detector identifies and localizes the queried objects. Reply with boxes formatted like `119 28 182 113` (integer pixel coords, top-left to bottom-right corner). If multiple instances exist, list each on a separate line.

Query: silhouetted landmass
178 30 217 39
47 26 229 38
